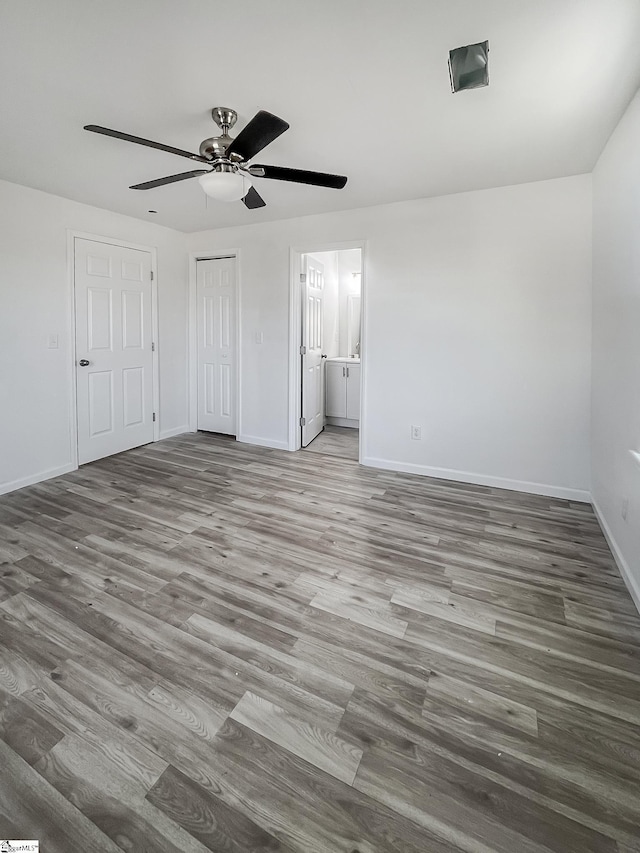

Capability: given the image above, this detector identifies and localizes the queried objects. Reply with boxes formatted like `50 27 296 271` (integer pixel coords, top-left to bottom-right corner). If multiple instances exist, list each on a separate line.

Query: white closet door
75 238 154 465
197 257 237 435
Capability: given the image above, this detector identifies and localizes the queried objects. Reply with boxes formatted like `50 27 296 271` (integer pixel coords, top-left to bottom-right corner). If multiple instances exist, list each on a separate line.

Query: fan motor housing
199 135 232 160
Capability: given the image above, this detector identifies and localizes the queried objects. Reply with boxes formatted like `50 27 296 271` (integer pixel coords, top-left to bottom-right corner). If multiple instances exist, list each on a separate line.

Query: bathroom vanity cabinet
325 358 360 426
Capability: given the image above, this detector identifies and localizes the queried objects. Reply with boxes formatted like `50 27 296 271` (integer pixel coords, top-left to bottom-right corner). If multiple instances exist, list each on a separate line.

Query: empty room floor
1 433 639 852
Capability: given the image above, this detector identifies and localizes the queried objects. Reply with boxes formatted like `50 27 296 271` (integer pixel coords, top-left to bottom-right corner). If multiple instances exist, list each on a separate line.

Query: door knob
321 353 327 359
79 359 90 367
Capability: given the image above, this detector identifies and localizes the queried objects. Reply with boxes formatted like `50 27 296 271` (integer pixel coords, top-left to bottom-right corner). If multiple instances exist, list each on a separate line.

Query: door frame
288 240 367 458
188 249 241 435
67 230 160 470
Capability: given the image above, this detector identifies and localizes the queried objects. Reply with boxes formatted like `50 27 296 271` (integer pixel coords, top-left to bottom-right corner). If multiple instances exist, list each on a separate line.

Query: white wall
591 90 640 609
0 179 189 494
189 175 592 499
0 173 593 501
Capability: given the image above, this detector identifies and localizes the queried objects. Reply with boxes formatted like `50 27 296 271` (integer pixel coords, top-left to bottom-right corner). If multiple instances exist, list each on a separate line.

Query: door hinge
152 413 156 422
299 417 306 426
151 342 155 352
300 273 307 283
150 270 154 281
299 345 306 355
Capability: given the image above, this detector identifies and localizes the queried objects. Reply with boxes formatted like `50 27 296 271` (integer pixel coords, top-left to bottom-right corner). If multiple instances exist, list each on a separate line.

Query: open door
301 255 325 447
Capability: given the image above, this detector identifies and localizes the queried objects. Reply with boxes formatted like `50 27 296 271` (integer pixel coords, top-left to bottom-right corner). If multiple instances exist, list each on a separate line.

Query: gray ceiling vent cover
449 41 489 92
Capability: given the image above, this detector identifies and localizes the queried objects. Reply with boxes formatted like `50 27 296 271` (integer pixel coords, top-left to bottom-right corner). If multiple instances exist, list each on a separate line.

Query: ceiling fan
84 107 348 209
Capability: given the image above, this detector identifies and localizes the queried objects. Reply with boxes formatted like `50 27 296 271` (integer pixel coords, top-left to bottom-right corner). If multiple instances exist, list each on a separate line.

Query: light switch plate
48 334 59 349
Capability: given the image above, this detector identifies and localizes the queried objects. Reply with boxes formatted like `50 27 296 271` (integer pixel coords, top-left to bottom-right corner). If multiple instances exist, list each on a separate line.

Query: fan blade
252 164 347 189
130 170 208 190
242 186 266 209
84 125 209 163
225 111 289 161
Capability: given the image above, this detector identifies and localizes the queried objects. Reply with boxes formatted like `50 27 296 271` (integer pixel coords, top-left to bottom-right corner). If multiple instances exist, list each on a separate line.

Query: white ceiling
2 0 640 233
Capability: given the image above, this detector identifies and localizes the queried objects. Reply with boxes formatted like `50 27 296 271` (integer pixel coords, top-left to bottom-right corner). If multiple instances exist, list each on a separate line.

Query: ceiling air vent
448 41 489 93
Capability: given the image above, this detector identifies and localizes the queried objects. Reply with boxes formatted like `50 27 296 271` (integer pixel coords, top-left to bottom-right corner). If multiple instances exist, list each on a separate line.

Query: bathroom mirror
347 293 361 357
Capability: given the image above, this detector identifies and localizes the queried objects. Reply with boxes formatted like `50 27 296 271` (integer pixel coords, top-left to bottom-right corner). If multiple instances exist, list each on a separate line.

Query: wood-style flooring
304 425 359 461
1 432 639 852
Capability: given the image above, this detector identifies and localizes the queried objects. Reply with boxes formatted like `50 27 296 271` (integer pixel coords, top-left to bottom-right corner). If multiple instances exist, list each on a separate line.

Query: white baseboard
0 462 77 496
361 456 591 503
592 499 640 615
237 434 289 451
159 425 190 440
326 417 359 429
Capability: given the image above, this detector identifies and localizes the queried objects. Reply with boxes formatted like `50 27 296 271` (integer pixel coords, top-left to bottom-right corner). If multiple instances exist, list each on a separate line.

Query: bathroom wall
309 248 363 359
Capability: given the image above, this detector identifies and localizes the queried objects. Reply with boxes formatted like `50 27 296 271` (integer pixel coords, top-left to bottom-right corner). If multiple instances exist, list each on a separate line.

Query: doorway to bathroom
288 243 364 462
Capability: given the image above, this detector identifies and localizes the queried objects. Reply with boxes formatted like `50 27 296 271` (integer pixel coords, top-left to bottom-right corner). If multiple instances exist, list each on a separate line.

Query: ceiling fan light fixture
449 41 489 92
198 167 252 202
85 109 347 210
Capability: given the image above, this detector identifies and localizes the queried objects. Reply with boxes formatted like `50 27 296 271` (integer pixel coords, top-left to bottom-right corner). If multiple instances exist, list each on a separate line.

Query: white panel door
301 256 325 447
197 257 237 435
75 238 154 465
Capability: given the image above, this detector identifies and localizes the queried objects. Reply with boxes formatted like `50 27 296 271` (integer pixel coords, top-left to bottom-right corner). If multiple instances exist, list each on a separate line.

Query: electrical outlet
622 497 629 521
411 425 421 440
